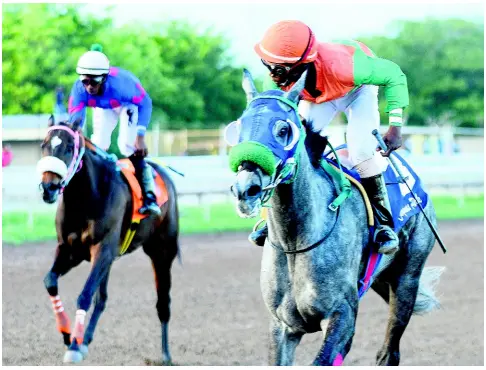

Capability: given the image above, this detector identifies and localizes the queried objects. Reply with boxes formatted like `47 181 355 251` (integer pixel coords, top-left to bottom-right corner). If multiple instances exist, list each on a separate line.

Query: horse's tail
413 266 445 315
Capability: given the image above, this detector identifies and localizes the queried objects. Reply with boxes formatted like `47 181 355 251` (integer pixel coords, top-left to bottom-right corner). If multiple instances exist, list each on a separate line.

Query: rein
269 207 340 254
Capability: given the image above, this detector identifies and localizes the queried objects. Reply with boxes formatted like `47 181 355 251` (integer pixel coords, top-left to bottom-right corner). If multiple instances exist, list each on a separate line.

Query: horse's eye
67 144 75 152
278 126 289 137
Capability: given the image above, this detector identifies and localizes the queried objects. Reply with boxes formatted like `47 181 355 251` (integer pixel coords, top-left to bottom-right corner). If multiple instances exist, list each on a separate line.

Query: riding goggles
80 75 104 87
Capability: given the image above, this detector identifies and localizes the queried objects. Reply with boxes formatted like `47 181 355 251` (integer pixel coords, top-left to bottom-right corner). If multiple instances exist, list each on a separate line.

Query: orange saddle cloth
117 159 169 222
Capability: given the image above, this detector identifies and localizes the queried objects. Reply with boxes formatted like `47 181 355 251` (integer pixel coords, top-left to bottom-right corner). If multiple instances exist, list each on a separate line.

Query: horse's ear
48 115 55 127
71 117 82 132
284 69 308 103
242 68 258 105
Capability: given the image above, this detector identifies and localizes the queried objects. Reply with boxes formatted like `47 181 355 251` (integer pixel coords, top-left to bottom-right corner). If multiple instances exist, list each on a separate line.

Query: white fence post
219 124 227 157
152 122 160 157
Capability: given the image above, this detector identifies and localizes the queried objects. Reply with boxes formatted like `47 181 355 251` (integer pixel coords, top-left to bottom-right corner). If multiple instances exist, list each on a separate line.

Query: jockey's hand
134 135 148 157
379 126 402 157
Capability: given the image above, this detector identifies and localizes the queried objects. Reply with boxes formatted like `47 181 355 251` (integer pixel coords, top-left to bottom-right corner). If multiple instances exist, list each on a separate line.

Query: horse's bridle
234 156 298 207
234 95 341 254
39 125 86 191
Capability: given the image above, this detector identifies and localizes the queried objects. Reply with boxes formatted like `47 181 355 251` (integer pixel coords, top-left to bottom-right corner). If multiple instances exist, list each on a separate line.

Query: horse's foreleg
80 271 110 358
64 240 115 363
268 316 303 366
44 243 80 346
312 293 358 366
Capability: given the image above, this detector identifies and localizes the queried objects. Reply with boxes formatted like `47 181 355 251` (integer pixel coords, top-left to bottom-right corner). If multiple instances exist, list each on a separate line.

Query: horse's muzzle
231 170 264 218
40 181 62 204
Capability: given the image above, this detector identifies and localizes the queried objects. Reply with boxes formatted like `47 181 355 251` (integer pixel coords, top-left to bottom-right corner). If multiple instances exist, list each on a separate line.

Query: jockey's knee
118 140 135 157
352 154 384 178
91 133 111 151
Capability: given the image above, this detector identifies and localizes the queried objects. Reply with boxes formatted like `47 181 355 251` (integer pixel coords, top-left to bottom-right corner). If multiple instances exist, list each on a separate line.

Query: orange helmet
254 20 317 65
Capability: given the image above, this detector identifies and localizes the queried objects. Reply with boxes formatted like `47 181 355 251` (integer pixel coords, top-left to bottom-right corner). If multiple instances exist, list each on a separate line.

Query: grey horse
227 69 444 366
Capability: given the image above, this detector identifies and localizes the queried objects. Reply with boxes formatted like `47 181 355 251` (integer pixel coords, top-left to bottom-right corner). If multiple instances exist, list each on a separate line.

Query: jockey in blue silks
68 44 161 216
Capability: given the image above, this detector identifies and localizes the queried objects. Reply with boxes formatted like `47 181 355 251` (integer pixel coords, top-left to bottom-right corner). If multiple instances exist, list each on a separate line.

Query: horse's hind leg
44 243 82 346
375 271 420 365
78 272 110 359
376 226 435 365
143 234 179 365
313 289 359 366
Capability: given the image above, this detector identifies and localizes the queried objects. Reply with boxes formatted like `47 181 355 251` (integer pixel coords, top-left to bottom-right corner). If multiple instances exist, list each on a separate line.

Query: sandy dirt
2 219 483 366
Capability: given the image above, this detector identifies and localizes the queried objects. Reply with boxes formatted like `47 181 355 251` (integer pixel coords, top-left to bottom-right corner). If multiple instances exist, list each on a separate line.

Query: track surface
2 219 483 366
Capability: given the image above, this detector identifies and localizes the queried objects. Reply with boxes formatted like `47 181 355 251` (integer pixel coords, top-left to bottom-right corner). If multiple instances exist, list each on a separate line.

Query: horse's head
226 69 307 217
36 115 84 203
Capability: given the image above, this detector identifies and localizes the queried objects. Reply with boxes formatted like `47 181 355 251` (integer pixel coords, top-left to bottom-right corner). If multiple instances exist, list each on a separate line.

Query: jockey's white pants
91 104 138 157
298 85 382 178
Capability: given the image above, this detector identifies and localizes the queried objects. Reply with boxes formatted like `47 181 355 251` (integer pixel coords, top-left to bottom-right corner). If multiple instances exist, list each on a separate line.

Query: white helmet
76 44 110 76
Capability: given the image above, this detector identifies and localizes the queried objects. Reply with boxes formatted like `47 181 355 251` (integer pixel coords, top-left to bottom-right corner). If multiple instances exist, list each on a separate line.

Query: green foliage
2 5 483 129
2 4 112 114
361 19 484 127
2 4 246 129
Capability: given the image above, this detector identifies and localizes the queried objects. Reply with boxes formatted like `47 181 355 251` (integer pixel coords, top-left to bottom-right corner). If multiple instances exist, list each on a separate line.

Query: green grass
2 194 483 245
430 194 484 219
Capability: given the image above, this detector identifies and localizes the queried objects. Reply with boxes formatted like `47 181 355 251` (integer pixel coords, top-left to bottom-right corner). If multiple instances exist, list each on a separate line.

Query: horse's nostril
247 185 262 197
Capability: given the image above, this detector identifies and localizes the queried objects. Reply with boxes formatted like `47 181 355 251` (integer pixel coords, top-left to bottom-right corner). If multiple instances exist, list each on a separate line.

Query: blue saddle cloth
323 145 429 298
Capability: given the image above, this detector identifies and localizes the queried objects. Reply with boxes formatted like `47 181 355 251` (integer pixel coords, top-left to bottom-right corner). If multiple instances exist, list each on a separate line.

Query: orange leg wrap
50 295 71 334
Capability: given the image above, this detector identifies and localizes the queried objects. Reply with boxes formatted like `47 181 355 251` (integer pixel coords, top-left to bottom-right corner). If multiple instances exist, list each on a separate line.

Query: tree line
2 4 483 129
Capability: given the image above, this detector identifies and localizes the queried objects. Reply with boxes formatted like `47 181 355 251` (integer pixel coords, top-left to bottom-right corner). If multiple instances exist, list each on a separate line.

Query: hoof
79 344 89 359
144 358 174 366
63 350 84 364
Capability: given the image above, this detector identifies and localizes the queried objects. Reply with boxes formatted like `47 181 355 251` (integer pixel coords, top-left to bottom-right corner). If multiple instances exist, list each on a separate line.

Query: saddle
117 159 169 255
322 144 429 298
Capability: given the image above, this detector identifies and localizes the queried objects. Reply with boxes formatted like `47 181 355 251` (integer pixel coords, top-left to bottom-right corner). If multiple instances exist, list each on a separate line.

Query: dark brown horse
37 116 180 364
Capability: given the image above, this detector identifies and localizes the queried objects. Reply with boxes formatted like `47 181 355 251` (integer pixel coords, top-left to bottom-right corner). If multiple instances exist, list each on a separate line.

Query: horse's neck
62 150 110 216
268 150 337 247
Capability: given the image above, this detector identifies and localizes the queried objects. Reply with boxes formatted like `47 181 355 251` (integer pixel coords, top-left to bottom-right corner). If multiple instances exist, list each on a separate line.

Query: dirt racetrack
2 219 484 366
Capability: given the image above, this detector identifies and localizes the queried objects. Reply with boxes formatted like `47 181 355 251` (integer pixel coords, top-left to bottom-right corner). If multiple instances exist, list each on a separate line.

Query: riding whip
372 129 447 254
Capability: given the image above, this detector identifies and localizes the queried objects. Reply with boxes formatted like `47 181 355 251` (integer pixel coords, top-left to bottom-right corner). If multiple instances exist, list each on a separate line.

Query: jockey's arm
352 52 409 127
122 78 153 137
68 81 88 129
133 92 153 137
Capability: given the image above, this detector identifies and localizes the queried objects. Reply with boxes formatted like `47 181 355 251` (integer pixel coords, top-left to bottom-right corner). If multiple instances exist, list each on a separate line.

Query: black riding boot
361 174 399 255
130 155 162 217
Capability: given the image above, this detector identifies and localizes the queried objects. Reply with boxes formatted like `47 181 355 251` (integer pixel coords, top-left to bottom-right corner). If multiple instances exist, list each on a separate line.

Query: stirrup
374 226 399 255
139 199 161 216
